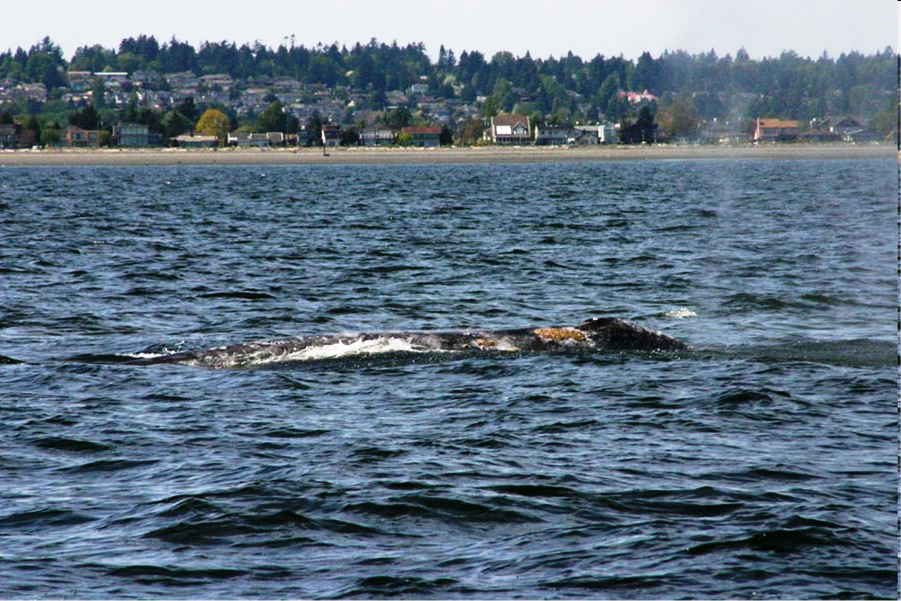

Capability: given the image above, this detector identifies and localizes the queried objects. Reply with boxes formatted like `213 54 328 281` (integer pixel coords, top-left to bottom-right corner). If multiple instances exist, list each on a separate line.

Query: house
0 123 17 148
63 125 101 147
321 123 341 147
66 71 93 92
827 116 867 138
401 126 441 147
753 118 799 142
248 133 271 147
361 127 395 146
199 73 234 91
598 123 618 144
113 122 149 147
96 72 129 85
699 121 747 144
535 124 578 145
172 134 218 147
799 129 841 143
826 116 880 143
489 114 531 145
620 89 659 106
573 125 605 145
228 132 251 147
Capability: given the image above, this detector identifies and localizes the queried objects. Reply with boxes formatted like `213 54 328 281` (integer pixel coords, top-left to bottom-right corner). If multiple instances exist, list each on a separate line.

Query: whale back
576 317 689 352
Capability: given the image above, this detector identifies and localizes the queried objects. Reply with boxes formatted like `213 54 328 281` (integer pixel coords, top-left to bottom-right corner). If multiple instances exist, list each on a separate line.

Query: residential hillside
0 36 896 147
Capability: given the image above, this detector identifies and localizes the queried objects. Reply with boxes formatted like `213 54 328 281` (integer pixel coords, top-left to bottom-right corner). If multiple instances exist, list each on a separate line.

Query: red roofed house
489 114 531 145
753 118 799 142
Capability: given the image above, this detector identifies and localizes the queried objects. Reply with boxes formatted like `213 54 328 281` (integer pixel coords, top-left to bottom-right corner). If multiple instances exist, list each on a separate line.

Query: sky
1 0 897 62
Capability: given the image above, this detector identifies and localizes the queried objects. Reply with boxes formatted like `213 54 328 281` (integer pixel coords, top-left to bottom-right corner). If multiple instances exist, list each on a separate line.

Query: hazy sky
1 0 897 62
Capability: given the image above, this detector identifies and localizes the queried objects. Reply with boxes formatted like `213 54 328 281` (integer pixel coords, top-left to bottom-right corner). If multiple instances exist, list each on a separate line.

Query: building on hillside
113 122 150 147
401 126 441 147
63 125 101 147
753 118 799 142
361 127 396 146
489 114 531 145
620 89 659 106
66 71 94 91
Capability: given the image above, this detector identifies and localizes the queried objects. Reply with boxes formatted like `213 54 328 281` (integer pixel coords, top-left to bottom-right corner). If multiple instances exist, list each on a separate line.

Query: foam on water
278 336 422 363
665 307 698 319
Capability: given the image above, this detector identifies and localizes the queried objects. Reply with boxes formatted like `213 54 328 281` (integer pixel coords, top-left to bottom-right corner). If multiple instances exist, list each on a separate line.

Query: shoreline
0 143 893 166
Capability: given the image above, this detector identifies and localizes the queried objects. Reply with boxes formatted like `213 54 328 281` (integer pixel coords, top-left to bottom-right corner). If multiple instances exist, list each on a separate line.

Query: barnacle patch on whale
533 327 587 342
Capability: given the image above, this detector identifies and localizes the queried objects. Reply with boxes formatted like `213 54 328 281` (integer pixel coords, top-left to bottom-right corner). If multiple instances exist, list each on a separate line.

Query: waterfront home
113 122 150 147
827 116 867 138
573 125 606 145
489 114 531 145
172 134 218 147
321 123 341 147
0 123 17 148
799 129 842 143
753 118 799 142
534 123 578 145
699 121 747 144
361 127 395 146
63 125 100 147
401 126 441 147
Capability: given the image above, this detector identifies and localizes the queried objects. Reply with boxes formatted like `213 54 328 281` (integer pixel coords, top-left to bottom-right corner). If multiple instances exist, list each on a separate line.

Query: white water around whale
277 336 422 363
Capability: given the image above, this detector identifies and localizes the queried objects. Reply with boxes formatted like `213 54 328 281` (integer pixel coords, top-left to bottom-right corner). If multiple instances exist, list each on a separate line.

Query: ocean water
0 158 896 599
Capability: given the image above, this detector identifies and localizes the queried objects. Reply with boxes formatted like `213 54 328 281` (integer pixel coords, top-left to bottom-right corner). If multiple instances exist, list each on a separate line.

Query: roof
757 119 799 129
174 134 217 142
492 114 530 130
401 126 441 135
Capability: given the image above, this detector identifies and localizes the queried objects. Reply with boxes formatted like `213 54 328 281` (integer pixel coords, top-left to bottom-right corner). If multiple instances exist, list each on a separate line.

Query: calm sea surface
0 159 897 599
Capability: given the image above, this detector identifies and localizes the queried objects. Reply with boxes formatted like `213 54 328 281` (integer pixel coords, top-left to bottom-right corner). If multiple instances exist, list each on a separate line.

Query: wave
719 338 895 368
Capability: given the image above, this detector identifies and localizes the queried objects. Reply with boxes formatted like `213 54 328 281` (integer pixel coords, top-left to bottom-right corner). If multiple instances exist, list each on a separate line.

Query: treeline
0 36 897 124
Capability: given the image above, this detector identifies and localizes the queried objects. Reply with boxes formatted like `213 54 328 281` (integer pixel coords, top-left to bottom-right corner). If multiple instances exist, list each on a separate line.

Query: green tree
459 116 485 145
40 121 61 146
69 105 99 129
657 96 699 140
123 92 139 123
382 106 412 129
306 111 323 145
161 109 193 142
257 100 286 132
91 76 106 109
439 124 453 146
195 108 230 145
19 114 41 146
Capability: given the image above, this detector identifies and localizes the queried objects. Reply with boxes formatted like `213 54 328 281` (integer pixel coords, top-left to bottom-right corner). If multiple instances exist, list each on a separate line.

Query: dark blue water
0 159 896 599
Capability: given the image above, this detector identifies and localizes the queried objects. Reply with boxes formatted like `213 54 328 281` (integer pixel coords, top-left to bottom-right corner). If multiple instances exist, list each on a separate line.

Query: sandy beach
0 143 893 166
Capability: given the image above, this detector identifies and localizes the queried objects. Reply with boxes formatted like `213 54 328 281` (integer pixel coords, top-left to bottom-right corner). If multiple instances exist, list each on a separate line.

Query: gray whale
128 317 689 369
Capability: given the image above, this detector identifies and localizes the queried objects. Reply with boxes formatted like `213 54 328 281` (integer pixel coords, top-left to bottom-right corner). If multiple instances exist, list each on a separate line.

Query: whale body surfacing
128 317 689 369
